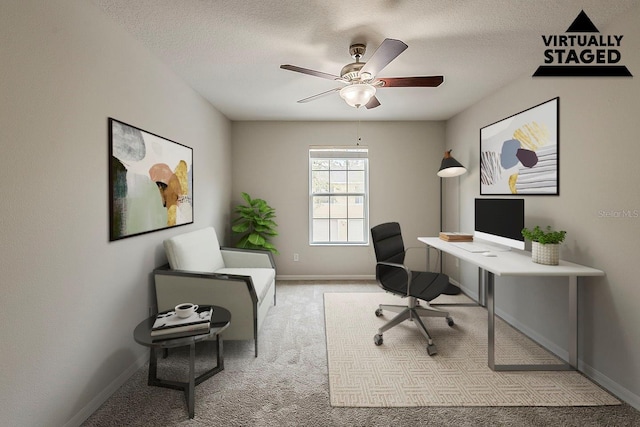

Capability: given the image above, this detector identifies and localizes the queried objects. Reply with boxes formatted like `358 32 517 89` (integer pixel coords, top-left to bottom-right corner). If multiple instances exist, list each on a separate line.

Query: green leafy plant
521 225 566 245
232 192 278 254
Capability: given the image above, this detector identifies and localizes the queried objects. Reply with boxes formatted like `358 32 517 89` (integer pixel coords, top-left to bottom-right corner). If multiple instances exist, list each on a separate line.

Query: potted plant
521 225 566 265
232 192 279 254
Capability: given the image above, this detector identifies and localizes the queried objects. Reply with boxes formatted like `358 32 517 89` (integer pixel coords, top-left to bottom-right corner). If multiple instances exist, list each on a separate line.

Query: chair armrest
220 247 275 269
153 263 258 309
376 261 413 296
404 246 428 256
154 263 239 280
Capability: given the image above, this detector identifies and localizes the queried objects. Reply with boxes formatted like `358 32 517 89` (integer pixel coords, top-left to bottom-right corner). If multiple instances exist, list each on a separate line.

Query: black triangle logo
566 10 599 32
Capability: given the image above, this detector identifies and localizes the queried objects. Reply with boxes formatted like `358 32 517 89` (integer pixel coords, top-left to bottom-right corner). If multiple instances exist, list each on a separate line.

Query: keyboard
450 242 493 252
450 242 511 253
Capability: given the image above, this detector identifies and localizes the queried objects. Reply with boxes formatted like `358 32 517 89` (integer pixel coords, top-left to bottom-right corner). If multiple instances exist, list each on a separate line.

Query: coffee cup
175 303 199 318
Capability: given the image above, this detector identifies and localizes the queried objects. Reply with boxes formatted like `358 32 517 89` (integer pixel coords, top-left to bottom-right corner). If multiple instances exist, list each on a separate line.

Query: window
309 146 369 245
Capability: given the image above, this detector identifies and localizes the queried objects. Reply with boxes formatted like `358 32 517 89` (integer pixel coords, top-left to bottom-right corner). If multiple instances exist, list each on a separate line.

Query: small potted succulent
521 225 566 265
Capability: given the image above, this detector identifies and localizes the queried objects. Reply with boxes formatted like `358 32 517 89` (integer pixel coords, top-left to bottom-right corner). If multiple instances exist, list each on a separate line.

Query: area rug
324 292 620 407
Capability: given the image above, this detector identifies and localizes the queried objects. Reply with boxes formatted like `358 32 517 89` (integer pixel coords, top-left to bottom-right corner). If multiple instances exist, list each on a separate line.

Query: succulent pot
531 241 560 265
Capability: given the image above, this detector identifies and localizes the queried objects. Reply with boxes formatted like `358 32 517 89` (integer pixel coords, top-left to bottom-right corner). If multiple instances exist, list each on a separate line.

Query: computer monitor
474 198 525 251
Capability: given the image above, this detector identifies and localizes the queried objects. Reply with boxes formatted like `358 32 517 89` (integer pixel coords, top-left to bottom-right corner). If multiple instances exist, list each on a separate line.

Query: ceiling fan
280 38 444 109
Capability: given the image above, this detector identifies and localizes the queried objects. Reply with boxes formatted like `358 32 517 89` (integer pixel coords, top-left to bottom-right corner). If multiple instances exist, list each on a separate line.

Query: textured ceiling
91 0 636 121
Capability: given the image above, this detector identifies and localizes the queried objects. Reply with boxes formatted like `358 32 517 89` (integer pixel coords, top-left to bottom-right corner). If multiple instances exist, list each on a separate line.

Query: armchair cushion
215 267 276 304
163 226 225 272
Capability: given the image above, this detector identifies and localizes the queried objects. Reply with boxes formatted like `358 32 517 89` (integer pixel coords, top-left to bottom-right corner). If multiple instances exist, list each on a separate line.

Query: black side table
133 305 231 419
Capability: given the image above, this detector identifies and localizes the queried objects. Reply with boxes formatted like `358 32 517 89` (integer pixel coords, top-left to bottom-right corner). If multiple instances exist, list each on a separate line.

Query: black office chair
371 222 454 355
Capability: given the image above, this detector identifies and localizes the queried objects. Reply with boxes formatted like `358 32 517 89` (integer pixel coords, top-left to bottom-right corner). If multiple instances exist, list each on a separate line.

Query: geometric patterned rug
324 292 620 407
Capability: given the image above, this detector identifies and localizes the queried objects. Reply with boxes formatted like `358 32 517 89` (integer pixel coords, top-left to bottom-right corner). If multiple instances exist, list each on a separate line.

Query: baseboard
580 360 640 410
456 280 639 410
276 274 376 281
64 350 148 427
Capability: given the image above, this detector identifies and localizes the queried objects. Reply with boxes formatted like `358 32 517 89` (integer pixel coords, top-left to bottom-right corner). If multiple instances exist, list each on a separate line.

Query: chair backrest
371 222 406 264
163 227 225 272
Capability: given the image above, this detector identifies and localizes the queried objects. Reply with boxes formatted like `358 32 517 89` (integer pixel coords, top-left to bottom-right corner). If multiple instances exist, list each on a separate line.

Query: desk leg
569 276 578 369
478 268 486 307
486 270 496 370
486 270 574 372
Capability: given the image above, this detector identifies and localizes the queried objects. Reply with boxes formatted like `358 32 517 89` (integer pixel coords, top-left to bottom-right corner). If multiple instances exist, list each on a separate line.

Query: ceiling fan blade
280 64 343 81
297 87 341 103
377 76 444 87
360 38 408 77
365 96 381 109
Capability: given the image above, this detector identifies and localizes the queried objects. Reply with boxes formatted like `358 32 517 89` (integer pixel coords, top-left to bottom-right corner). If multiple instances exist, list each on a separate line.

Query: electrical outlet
293 253 299 262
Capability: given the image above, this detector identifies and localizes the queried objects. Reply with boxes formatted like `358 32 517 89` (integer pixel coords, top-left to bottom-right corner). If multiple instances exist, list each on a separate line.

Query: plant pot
531 242 560 265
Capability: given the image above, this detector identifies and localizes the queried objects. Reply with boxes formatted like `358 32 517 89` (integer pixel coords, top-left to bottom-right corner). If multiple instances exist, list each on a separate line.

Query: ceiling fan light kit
280 38 444 110
340 83 376 108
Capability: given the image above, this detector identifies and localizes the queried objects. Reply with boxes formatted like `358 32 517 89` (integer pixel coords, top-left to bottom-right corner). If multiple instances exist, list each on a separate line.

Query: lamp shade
339 83 376 108
437 150 467 177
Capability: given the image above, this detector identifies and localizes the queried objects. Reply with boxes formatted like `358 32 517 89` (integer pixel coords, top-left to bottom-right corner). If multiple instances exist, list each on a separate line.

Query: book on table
439 232 474 242
150 305 213 337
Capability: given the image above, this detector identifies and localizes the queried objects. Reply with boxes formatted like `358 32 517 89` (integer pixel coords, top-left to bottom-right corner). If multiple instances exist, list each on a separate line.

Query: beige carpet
324 292 620 407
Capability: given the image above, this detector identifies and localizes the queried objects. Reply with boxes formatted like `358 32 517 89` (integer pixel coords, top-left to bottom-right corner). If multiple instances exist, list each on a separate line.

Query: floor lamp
437 150 467 294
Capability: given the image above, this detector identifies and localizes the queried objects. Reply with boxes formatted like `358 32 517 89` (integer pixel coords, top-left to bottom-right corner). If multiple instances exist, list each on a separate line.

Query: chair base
443 282 461 295
374 297 453 355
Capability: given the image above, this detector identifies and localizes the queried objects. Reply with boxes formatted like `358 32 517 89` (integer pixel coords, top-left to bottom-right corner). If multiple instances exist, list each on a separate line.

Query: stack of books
151 305 213 340
439 232 473 242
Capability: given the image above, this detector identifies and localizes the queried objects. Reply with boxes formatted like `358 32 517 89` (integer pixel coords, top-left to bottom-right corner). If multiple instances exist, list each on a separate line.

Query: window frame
309 146 370 246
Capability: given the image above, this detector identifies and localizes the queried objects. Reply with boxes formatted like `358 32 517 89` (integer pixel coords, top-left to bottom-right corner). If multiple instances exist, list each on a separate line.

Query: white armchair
153 227 276 356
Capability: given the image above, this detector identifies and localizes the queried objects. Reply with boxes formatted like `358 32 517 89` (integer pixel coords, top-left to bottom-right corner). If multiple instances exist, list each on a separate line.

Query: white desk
418 237 605 372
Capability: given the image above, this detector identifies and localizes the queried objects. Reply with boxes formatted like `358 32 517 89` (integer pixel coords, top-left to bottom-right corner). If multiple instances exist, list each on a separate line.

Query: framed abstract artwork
109 118 193 241
480 97 559 195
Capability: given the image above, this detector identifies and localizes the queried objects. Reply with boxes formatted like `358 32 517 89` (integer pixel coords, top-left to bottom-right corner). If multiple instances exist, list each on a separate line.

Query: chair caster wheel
374 334 383 346
375 308 383 317
446 317 454 327
427 344 437 356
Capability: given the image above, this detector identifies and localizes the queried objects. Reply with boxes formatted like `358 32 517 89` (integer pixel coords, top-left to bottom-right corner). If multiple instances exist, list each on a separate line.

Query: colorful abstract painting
109 118 193 241
480 97 559 195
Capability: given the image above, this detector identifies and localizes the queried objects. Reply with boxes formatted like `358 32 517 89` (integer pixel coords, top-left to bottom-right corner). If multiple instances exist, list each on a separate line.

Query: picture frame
480 97 559 195
109 118 193 241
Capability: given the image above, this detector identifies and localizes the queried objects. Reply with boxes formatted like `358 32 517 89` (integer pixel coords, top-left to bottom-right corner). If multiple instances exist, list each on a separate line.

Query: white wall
0 1 231 426
444 5 640 408
231 121 445 277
